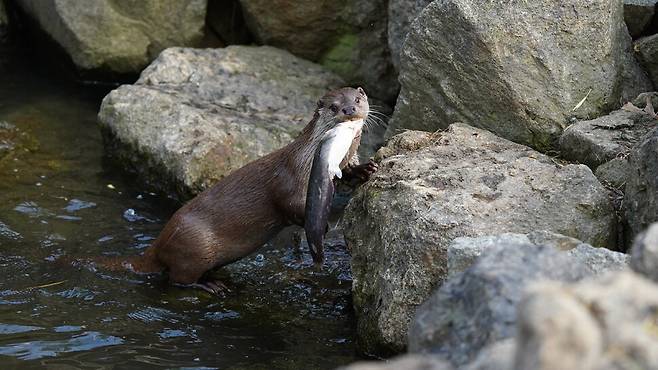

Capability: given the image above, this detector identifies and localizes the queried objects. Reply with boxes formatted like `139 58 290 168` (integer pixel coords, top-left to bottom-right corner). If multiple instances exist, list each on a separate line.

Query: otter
96 87 376 293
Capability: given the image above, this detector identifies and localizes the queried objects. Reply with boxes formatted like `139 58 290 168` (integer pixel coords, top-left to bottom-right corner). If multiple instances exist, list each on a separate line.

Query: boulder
624 127 658 238
630 222 658 282
342 123 617 355
594 158 629 189
387 0 432 71
635 34 658 88
624 0 657 38
98 46 344 198
14 0 206 74
559 107 657 169
388 0 651 151
335 355 452 370
448 232 628 279
238 0 398 102
408 243 616 366
515 271 658 370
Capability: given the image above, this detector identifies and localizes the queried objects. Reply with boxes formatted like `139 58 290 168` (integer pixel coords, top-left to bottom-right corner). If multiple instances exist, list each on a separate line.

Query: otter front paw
347 160 378 182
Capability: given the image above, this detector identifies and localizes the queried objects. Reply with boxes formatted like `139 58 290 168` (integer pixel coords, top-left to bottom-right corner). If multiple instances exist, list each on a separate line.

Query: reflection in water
0 44 357 368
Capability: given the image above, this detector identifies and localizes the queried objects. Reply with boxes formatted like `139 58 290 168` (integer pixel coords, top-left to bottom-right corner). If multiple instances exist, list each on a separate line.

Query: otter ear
357 87 365 96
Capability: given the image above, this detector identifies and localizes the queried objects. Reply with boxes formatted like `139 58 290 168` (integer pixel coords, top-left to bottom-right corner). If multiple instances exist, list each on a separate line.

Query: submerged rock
409 243 613 366
335 355 452 370
388 0 651 151
516 271 658 370
238 0 397 102
624 127 658 238
0 121 36 163
624 0 657 38
99 46 343 198
635 34 658 88
14 0 206 74
342 123 616 354
559 107 657 169
387 0 432 71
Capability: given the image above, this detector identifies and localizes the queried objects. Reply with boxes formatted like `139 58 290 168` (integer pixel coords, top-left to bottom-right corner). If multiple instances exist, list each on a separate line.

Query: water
0 44 357 369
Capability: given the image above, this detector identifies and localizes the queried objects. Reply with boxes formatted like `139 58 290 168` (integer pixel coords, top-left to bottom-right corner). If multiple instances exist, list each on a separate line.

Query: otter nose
342 106 356 116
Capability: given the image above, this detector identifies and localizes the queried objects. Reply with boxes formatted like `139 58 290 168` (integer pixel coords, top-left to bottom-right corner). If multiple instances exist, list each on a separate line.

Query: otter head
312 87 369 135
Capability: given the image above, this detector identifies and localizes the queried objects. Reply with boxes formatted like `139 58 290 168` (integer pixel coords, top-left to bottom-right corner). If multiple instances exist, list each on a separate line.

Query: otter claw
350 160 378 182
187 280 231 296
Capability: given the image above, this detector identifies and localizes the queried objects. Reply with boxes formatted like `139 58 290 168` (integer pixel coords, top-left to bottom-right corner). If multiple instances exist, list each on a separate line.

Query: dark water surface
0 45 356 369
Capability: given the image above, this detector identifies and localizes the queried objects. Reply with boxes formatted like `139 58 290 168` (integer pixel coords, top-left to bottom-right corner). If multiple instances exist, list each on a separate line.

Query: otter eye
355 97 361 104
329 104 339 113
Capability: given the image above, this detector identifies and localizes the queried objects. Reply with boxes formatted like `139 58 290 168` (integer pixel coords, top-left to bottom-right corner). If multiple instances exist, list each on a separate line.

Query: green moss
320 33 358 77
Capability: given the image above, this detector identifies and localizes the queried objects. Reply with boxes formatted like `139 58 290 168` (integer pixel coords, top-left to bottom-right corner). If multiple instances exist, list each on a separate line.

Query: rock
387 0 432 71
594 158 629 189
238 0 397 102
559 108 657 169
342 123 617 355
462 339 515 370
565 244 629 276
515 283 604 370
408 244 600 366
630 222 658 281
98 46 344 198
515 271 658 370
624 127 658 238
448 232 627 278
335 355 452 370
633 91 658 107
624 0 657 38
388 0 651 151
14 0 206 74
635 34 658 88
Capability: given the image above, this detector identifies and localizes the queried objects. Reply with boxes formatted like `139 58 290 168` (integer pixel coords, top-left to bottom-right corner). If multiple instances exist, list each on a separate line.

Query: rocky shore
5 0 658 368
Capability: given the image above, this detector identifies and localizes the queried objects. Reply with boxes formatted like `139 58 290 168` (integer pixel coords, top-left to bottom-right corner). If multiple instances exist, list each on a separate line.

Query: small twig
22 280 67 291
572 89 592 111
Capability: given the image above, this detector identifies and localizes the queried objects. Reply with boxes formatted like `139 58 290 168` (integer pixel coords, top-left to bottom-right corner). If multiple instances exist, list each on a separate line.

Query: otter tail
57 245 165 274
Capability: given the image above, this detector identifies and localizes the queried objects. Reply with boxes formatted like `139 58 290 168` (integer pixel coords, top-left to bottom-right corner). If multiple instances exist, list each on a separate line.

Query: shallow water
0 45 357 369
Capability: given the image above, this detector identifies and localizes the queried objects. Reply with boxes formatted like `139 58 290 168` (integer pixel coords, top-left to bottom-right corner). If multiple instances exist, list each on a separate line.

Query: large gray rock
15 0 206 74
388 0 651 151
515 271 658 370
408 244 605 366
448 232 628 279
559 108 657 169
387 0 432 71
238 0 397 102
99 46 344 198
342 123 617 355
635 34 658 88
630 222 658 282
624 128 658 239
624 0 657 38
335 355 452 370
